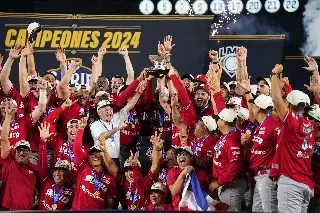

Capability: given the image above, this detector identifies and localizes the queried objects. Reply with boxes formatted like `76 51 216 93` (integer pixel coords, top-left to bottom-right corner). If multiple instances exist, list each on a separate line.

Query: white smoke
301 0 320 56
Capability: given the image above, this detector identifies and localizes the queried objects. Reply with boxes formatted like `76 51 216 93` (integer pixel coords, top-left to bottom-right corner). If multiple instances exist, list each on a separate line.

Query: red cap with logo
193 74 207 84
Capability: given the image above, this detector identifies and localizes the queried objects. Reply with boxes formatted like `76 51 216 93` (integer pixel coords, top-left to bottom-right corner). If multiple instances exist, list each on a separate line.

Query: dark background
0 0 318 91
0 0 306 56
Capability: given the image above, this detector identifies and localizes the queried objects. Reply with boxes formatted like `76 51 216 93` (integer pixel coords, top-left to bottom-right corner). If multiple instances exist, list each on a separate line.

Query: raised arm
98 123 127 142
73 117 88 165
100 138 119 178
27 50 36 77
271 64 288 121
55 47 67 77
1 45 23 94
89 55 99 95
59 58 81 100
123 80 146 112
38 122 54 181
20 43 34 97
118 47 134 85
31 78 47 123
1 103 15 159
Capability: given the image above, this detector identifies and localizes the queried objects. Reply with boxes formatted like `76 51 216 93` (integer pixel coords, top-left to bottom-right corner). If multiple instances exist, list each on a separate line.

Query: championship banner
203 35 285 89
0 12 212 85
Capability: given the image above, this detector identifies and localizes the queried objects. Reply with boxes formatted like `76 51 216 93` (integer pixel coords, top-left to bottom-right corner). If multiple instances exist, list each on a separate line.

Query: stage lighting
264 0 281 13
192 0 209 15
246 0 262 14
157 0 173 15
175 0 190 15
227 0 244 14
283 0 299 13
139 0 155 14
210 0 226 15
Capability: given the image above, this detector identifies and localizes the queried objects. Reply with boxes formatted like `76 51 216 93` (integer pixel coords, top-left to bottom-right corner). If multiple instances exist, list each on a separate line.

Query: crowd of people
0 34 319 213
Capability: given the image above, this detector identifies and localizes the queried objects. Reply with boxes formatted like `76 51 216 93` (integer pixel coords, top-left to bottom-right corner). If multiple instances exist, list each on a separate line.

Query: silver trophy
146 54 170 78
27 22 42 42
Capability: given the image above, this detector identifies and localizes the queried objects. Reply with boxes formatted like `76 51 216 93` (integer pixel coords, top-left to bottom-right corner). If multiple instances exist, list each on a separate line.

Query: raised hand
61 98 75 109
136 80 147 94
272 64 283 75
99 138 107 151
237 76 251 93
118 47 129 57
71 58 82 68
91 55 99 66
130 152 139 166
38 122 54 141
9 44 23 60
37 78 48 90
303 56 318 72
20 43 34 57
304 75 320 93
98 47 107 60
236 46 247 62
158 42 166 56
163 35 175 52
5 101 15 117
79 116 88 129
55 46 66 63
208 50 219 61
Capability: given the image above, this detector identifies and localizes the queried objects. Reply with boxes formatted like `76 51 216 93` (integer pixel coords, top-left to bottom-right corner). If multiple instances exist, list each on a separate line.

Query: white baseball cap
218 108 238 122
89 145 102 154
54 160 71 171
97 100 114 111
95 91 109 98
27 75 39 82
221 82 231 92
287 90 310 106
14 140 31 149
307 105 320 122
201 116 217 131
148 182 167 194
67 119 79 128
249 94 274 109
257 77 272 88
227 97 242 108
235 107 249 120
176 146 194 156
76 84 91 92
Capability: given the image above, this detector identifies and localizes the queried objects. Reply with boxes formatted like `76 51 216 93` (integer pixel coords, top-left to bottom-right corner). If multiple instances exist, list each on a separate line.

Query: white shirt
90 108 128 158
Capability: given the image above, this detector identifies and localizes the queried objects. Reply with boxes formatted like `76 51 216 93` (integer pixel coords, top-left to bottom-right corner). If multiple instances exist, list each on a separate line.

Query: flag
179 171 229 211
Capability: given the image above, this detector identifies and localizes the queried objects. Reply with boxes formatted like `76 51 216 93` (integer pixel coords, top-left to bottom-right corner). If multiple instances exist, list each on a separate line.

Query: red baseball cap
194 84 210 94
192 74 207 84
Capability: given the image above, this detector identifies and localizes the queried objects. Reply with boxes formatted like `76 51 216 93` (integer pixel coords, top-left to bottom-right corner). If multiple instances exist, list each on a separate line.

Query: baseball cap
194 84 210 94
27 75 39 83
176 146 193 156
248 94 274 109
54 160 71 171
181 74 194 81
89 145 102 154
201 116 217 131
257 77 272 88
76 84 91 92
14 140 31 150
226 97 242 108
192 74 207 84
286 90 310 106
67 119 79 128
307 105 320 122
148 182 167 194
95 91 109 98
97 100 114 111
221 82 231 92
218 108 238 122
228 81 237 88
235 107 249 120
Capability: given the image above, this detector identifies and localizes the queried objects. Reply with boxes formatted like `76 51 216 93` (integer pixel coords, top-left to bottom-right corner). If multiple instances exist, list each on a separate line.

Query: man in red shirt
194 85 214 118
242 94 280 212
167 146 210 210
191 116 217 169
271 64 314 213
210 108 245 212
0 104 37 210
146 182 173 210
